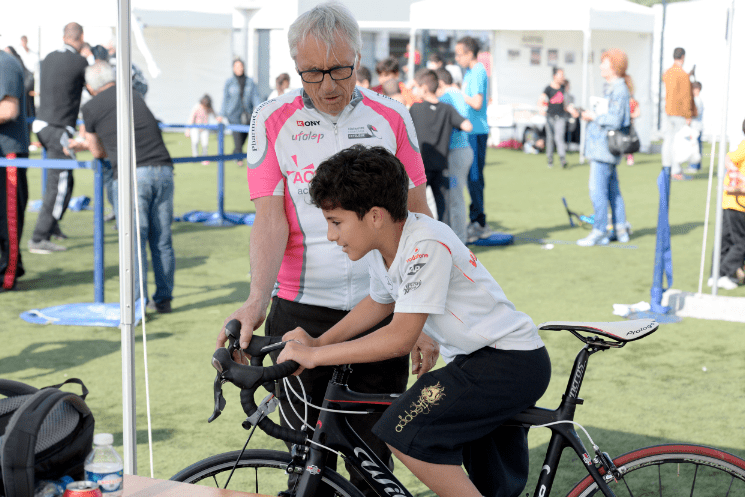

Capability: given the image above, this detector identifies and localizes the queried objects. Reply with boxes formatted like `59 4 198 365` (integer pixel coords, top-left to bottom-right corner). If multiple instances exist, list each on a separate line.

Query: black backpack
0 379 95 497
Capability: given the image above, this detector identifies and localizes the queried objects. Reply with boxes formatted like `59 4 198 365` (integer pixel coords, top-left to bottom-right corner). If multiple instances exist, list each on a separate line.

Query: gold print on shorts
395 382 445 432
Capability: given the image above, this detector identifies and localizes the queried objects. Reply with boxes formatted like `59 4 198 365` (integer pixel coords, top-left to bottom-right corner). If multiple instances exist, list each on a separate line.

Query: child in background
186 94 214 165
686 82 704 173
268 73 291 99
278 144 550 497
710 118 745 289
435 67 473 244
408 69 472 222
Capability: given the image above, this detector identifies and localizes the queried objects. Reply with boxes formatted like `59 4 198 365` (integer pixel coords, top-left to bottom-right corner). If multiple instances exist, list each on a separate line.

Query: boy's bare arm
278 312 428 370
283 296 394 348
460 119 473 133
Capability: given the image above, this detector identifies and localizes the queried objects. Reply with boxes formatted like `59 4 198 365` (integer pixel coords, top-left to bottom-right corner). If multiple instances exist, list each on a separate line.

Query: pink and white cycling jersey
247 87 426 310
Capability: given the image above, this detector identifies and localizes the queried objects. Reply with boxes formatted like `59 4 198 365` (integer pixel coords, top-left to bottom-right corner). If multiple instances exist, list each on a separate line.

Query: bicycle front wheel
171 449 365 497
567 444 745 497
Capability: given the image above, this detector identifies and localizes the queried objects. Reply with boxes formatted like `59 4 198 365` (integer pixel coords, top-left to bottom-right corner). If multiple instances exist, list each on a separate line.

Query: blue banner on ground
174 211 255 226
651 167 673 314
468 233 514 246
20 300 144 327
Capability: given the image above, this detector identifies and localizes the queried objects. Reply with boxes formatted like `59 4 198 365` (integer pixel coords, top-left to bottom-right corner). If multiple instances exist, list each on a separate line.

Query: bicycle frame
293 364 414 497
505 345 616 497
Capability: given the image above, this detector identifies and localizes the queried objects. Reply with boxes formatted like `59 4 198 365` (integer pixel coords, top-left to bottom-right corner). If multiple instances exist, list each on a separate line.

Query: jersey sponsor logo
405 248 429 263
395 382 445 432
347 124 383 140
289 155 316 193
406 262 426 275
297 120 320 127
403 281 421 295
292 131 325 143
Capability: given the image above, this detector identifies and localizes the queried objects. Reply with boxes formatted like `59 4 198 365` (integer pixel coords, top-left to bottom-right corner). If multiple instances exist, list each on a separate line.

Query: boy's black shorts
373 346 551 497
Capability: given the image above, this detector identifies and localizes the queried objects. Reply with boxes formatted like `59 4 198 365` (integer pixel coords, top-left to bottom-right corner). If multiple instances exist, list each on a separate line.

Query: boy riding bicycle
277 145 551 497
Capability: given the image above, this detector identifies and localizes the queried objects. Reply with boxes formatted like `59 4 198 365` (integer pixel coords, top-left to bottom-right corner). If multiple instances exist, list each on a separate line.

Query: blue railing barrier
2 121 254 310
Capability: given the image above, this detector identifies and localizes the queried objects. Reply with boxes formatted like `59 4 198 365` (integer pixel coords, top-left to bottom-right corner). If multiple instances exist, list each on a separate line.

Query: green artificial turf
1 134 743 496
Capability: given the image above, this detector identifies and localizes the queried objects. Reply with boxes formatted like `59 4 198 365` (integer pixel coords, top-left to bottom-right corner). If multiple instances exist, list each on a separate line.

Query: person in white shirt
279 144 551 497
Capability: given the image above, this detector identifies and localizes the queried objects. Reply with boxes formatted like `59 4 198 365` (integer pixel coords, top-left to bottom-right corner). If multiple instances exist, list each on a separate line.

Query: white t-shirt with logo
367 212 544 363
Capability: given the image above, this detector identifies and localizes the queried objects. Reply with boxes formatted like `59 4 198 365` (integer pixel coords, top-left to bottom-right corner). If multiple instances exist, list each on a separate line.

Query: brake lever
208 372 227 423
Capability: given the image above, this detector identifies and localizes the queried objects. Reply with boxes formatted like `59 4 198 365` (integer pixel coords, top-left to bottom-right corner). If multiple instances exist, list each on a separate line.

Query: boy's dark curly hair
309 144 409 222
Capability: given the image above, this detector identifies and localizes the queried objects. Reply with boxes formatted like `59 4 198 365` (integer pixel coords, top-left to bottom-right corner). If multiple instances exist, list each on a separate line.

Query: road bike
172 318 745 496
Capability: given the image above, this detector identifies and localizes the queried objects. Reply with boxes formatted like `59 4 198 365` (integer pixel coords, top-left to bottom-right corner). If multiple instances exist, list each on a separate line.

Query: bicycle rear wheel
567 444 745 497
171 449 364 497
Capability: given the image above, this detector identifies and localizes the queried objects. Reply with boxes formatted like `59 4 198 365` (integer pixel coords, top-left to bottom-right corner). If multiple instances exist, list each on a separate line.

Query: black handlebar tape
213 348 265 390
245 335 283 357
262 360 301 382
258 416 308 445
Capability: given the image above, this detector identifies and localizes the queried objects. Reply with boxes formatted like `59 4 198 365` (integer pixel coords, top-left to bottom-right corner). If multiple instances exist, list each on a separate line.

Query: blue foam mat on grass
20 300 144 327
467 233 514 246
175 211 255 226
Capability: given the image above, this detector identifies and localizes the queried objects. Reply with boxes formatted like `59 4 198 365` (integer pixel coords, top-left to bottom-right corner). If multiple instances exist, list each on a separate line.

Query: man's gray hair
85 61 115 92
288 2 362 61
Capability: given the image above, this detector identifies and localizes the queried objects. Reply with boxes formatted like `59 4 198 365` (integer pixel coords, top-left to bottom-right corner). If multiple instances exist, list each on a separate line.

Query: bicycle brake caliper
595 449 622 482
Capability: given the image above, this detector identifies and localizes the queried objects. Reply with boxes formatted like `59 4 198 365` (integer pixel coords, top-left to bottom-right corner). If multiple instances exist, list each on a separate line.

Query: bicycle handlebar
210 320 307 445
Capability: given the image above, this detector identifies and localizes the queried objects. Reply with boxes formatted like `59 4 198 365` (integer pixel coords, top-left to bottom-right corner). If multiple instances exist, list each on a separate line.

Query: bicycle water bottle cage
539 319 658 349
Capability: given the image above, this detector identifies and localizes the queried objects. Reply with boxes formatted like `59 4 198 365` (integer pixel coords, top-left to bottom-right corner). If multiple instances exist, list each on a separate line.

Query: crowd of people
1 7 744 495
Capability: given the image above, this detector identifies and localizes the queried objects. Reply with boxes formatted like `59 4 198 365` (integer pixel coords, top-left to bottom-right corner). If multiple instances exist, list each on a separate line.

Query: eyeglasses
297 65 355 84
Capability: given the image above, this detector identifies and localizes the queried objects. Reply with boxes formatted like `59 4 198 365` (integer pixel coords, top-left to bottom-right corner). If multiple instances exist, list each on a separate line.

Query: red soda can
63 481 103 497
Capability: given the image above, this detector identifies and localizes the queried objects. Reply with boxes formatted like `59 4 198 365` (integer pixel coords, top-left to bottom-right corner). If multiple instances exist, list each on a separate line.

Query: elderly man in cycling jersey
216 3 436 495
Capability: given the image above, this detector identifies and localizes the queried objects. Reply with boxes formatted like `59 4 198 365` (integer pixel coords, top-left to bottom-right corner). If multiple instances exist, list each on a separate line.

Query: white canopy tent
408 0 656 151
1 0 236 125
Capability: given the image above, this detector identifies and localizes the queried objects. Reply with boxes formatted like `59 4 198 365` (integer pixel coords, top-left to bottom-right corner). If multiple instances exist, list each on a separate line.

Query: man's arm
0 96 20 124
407 183 433 218
218 195 289 350
85 131 106 158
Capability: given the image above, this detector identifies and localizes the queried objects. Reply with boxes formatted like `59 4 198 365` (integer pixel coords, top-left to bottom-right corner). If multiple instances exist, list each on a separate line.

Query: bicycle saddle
539 319 658 343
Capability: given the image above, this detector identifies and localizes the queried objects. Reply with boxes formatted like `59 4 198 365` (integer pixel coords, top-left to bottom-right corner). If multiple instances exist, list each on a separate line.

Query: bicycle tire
566 444 745 497
171 449 365 497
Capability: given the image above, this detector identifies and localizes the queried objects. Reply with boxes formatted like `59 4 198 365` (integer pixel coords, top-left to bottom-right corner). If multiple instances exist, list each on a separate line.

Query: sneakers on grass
577 230 610 247
146 299 172 314
467 222 496 243
28 239 67 254
707 276 739 290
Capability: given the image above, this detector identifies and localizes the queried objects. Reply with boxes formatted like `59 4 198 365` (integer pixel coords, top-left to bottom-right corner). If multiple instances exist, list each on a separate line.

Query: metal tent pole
117 0 137 474
711 0 735 296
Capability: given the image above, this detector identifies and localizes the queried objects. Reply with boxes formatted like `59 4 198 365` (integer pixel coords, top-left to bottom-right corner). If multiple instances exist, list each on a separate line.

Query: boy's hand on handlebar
281 327 317 347
277 341 316 376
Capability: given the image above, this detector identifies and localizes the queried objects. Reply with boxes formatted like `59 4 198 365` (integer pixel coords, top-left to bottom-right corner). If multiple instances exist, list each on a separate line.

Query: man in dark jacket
218 59 261 166
28 22 87 254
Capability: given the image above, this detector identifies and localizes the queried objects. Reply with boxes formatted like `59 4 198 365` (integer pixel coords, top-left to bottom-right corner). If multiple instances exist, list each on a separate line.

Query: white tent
652 0 745 148
409 0 656 151
1 1 236 125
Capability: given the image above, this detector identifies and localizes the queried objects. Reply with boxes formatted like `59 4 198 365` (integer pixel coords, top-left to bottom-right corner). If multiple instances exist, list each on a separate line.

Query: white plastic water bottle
84 433 123 496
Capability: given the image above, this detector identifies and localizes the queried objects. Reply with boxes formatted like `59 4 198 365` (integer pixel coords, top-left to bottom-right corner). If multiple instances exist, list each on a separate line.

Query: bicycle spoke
622 472 634 497
211 475 219 487
255 466 258 494
689 464 699 497
658 463 662 497
726 474 735 497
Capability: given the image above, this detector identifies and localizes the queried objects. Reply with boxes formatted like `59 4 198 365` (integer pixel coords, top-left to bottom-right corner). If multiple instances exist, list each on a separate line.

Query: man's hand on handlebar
281 327 317 348
217 299 269 363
